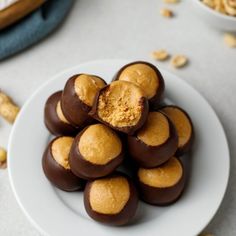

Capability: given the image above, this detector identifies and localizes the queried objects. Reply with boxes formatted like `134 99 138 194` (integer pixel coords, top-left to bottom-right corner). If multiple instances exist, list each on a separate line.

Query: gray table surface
0 0 235 235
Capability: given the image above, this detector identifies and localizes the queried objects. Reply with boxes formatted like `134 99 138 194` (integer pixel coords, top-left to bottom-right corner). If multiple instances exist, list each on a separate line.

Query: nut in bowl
191 0 236 31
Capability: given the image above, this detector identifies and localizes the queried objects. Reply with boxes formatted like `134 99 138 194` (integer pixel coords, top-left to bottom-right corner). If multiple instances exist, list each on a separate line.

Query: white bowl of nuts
191 0 236 31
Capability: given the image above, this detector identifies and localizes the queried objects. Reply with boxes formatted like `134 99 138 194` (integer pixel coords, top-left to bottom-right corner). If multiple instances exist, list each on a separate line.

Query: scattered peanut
0 147 7 169
160 8 174 17
0 91 20 124
224 33 236 47
151 50 170 61
163 0 180 3
0 147 7 162
0 92 10 104
171 55 188 68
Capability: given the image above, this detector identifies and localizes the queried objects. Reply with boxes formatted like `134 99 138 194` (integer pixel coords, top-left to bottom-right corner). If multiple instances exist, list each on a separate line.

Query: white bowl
191 0 236 31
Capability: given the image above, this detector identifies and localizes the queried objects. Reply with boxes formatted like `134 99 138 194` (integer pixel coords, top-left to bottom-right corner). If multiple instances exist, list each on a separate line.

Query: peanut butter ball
44 91 78 136
42 136 85 191
90 80 149 135
114 61 165 109
69 124 124 179
84 173 138 225
128 111 178 168
61 74 106 128
161 105 194 156
137 157 186 205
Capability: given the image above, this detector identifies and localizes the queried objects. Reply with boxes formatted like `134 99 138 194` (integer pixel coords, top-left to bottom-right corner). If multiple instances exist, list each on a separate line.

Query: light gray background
0 0 235 235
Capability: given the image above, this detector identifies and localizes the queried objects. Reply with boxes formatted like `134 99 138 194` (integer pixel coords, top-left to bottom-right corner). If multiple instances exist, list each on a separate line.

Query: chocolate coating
44 91 78 136
137 159 186 206
178 154 191 189
89 84 149 135
160 105 194 156
122 155 139 177
69 127 124 179
61 74 106 128
150 100 168 111
84 172 139 225
127 112 178 168
42 137 85 192
114 61 165 109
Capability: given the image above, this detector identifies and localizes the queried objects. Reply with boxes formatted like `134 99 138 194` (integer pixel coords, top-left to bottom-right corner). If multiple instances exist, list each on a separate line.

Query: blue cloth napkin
0 0 74 61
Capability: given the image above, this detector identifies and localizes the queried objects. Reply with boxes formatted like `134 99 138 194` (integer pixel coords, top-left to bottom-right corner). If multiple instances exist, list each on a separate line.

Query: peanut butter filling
137 112 169 146
89 177 130 214
56 101 70 124
74 74 106 106
162 107 192 148
138 157 183 188
51 137 74 169
79 124 122 165
97 81 143 128
118 63 159 99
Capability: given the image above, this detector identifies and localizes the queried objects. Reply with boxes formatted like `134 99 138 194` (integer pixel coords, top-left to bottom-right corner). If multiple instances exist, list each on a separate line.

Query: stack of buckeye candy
42 61 194 226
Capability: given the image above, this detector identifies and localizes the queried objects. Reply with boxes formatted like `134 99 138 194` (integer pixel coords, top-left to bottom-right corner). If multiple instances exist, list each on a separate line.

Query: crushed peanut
151 50 170 61
160 8 174 17
0 147 7 169
163 0 180 3
224 33 236 47
0 91 20 124
171 55 188 68
201 0 236 16
97 81 143 128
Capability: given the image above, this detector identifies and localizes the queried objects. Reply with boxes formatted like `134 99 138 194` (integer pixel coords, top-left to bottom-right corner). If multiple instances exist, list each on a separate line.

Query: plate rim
8 59 230 236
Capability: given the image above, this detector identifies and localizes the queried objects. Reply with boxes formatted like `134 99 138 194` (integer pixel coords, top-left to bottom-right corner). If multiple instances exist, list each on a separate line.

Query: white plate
8 60 230 236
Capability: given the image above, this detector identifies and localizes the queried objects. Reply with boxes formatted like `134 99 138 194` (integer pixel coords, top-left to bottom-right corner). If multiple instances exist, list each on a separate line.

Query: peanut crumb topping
97 81 143 128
